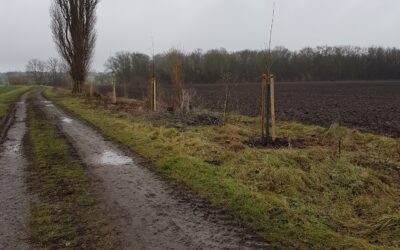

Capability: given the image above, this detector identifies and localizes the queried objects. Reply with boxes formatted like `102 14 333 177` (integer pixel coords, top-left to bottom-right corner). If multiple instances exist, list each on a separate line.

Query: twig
266 1 276 75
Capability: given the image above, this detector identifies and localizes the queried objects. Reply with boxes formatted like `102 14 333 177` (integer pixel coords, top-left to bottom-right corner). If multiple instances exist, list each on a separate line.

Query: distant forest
3 46 400 87
105 46 400 85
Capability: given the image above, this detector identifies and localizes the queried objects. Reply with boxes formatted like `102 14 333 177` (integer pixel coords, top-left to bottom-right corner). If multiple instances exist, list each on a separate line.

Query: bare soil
37 94 272 249
99 81 400 137
192 81 400 137
0 93 30 249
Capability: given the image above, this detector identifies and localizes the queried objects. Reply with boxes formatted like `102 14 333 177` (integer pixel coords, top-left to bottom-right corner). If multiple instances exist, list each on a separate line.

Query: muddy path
36 94 272 250
0 93 30 249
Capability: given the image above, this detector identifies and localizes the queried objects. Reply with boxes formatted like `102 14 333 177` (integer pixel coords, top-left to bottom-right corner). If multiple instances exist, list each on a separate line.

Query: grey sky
0 0 399 72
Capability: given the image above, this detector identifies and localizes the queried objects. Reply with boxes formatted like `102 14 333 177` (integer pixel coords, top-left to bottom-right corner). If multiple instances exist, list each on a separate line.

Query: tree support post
152 77 157 111
261 74 276 144
149 77 157 111
270 75 277 142
261 75 267 143
89 81 94 97
112 79 117 104
266 79 271 141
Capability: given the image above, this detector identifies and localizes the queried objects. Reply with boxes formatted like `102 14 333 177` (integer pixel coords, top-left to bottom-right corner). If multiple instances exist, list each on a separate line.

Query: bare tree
50 0 99 94
105 52 132 98
26 59 46 84
46 57 60 82
46 57 69 86
105 52 151 98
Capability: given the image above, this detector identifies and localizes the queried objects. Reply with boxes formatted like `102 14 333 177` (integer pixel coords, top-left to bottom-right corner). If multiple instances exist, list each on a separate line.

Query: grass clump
45 88 400 249
26 94 120 249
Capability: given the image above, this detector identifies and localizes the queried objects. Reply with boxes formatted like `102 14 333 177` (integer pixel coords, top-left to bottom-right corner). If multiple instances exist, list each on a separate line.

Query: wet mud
37 94 272 249
0 93 30 249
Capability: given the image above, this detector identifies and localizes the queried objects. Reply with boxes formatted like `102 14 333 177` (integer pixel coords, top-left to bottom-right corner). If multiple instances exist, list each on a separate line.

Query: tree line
1 57 69 86
18 45 400 89
25 58 69 86
105 46 400 86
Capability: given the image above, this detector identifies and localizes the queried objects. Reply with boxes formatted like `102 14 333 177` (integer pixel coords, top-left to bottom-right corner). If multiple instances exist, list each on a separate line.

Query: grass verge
0 85 30 122
45 88 400 249
26 92 120 249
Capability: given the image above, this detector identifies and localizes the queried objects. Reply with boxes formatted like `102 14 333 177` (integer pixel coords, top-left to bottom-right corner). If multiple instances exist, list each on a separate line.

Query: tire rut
0 93 30 250
37 94 272 250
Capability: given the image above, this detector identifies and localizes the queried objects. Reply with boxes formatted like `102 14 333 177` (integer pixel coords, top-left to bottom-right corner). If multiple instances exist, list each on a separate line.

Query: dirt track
0 93 30 249
37 94 271 249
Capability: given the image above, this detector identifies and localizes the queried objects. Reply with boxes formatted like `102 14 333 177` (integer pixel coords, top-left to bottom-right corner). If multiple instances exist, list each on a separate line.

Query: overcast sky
0 0 399 72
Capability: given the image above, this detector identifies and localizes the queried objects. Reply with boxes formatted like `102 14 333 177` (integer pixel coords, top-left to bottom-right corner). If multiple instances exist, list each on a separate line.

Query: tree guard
261 74 276 144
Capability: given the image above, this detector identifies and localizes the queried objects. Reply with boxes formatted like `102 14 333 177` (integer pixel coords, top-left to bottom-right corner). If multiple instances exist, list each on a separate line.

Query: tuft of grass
26 93 120 249
45 88 400 249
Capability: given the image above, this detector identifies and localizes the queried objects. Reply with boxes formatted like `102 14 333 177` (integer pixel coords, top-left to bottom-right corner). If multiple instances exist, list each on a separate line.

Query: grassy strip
0 85 30 121
26 93 120 249
45 88 400 249
0 85 19 95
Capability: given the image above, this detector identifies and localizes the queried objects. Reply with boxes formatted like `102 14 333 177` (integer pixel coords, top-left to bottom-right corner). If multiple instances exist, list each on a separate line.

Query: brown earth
98 81 400 137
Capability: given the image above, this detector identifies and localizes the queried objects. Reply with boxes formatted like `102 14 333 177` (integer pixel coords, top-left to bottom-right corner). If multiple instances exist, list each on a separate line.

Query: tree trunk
72 80 83 94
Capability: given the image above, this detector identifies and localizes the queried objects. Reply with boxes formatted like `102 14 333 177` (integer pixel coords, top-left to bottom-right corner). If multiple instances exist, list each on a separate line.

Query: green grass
0 86 18 94
27 92 120 249
0 85 30 122
45 88 400 249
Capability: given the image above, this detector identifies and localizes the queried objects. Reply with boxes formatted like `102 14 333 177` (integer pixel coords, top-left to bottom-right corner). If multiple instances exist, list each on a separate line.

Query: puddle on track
99 150 133 166
62 117 73 124
40 100 54 107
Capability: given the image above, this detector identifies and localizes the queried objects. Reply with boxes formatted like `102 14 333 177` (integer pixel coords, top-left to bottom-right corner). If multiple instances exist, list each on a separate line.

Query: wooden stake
270 75 277 142
266 81 271 140
148 78 153 110
153 78 157 111
149 77 157 111
112 79 117 104
261 74 267 143
89 81 94 97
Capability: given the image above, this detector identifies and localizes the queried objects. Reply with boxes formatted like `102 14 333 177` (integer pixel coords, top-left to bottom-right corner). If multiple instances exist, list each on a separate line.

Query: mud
37 94 272 249
0 93 30 249
0 101 18 144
